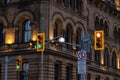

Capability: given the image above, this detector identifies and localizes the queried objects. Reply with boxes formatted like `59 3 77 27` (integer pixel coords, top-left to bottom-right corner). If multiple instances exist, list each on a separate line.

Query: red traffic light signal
16 56 22 71
37 33 45 51
94 30 104 50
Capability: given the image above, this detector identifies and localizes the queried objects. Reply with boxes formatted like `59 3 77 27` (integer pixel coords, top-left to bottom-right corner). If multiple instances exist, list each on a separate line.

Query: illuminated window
22 19 31 43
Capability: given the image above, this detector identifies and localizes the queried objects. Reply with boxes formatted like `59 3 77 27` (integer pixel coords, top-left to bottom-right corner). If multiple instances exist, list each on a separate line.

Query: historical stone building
0 0 120 80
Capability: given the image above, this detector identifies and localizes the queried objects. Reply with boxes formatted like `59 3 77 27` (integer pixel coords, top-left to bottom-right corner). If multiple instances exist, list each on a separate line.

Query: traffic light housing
94 30 104 50
16 56 22 71
37 33 45 51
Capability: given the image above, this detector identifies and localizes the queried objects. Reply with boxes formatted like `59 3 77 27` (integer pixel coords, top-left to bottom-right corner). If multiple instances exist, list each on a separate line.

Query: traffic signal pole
41 51 44 80
4 55 21 80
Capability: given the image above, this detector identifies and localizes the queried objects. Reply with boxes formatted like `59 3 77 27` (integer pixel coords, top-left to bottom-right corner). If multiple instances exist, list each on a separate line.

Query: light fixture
58 37 65 42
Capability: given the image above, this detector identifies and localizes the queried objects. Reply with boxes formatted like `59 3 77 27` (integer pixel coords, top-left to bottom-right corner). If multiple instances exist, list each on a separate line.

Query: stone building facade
0 0 120 80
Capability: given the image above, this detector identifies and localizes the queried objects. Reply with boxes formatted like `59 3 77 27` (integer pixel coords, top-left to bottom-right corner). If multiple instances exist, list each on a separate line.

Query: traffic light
37 33 45 51
16 56 22 71
94 30 104 50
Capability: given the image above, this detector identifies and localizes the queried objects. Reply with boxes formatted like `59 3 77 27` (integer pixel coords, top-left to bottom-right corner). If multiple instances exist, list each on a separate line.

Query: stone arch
13 10 36 26
51 12 64 27
63 17 75 31
75 22 86 35
111 46 118 56
0 15 8 27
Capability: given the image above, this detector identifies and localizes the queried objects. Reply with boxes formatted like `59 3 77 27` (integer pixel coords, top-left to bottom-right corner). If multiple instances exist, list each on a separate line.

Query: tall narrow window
66 65 72 80
112 52 117 69
65 25 73 48
95 16 99 30
113 27 118 41
22 19 31 43
94 50 101 64
0 23 5 46
54 22 58 38
76 28 81 50
54 62 61 80
76 0 83 14
104 48 109 67
100 19 103 30
15 29 19 43
104 21 109 36
20 62 29 80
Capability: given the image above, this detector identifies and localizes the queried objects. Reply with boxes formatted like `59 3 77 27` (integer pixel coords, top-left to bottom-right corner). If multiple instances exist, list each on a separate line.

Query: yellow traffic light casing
94 30 104 50
16 56 22 71
37 33 45 51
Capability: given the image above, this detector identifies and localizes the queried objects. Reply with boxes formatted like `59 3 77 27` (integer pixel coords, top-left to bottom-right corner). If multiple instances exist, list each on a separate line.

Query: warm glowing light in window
6 34 14 44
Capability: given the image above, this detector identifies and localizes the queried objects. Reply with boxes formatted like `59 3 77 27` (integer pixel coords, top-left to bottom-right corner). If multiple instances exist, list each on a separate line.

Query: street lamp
58 37 65 42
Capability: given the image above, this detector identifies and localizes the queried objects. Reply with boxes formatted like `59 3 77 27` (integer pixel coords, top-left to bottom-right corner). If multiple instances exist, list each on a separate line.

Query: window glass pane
22 19 31 42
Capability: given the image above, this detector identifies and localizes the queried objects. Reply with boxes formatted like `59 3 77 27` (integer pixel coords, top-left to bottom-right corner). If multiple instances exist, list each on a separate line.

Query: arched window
104 48 109 67
65 24 73 48
112 52 117 69
22 19 31 43
104 21 109 36
113 27 118 41
94 50 101 64
95 16 99 30
0 23 5 46
76 28 82 50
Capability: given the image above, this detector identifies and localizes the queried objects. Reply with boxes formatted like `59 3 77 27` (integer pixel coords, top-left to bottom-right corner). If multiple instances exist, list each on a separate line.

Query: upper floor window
104 48 109 67
0 23 5 46
76 0 83 14
4 0 9 4
113 27 118 41
64 0 69 7
65 24 73 48
95 16 99 30
104 21 109 36
76 28 82 50
22 19 31 43
112 52 117 69
94 50 101 64
54 22 58 38
100 19 103 30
